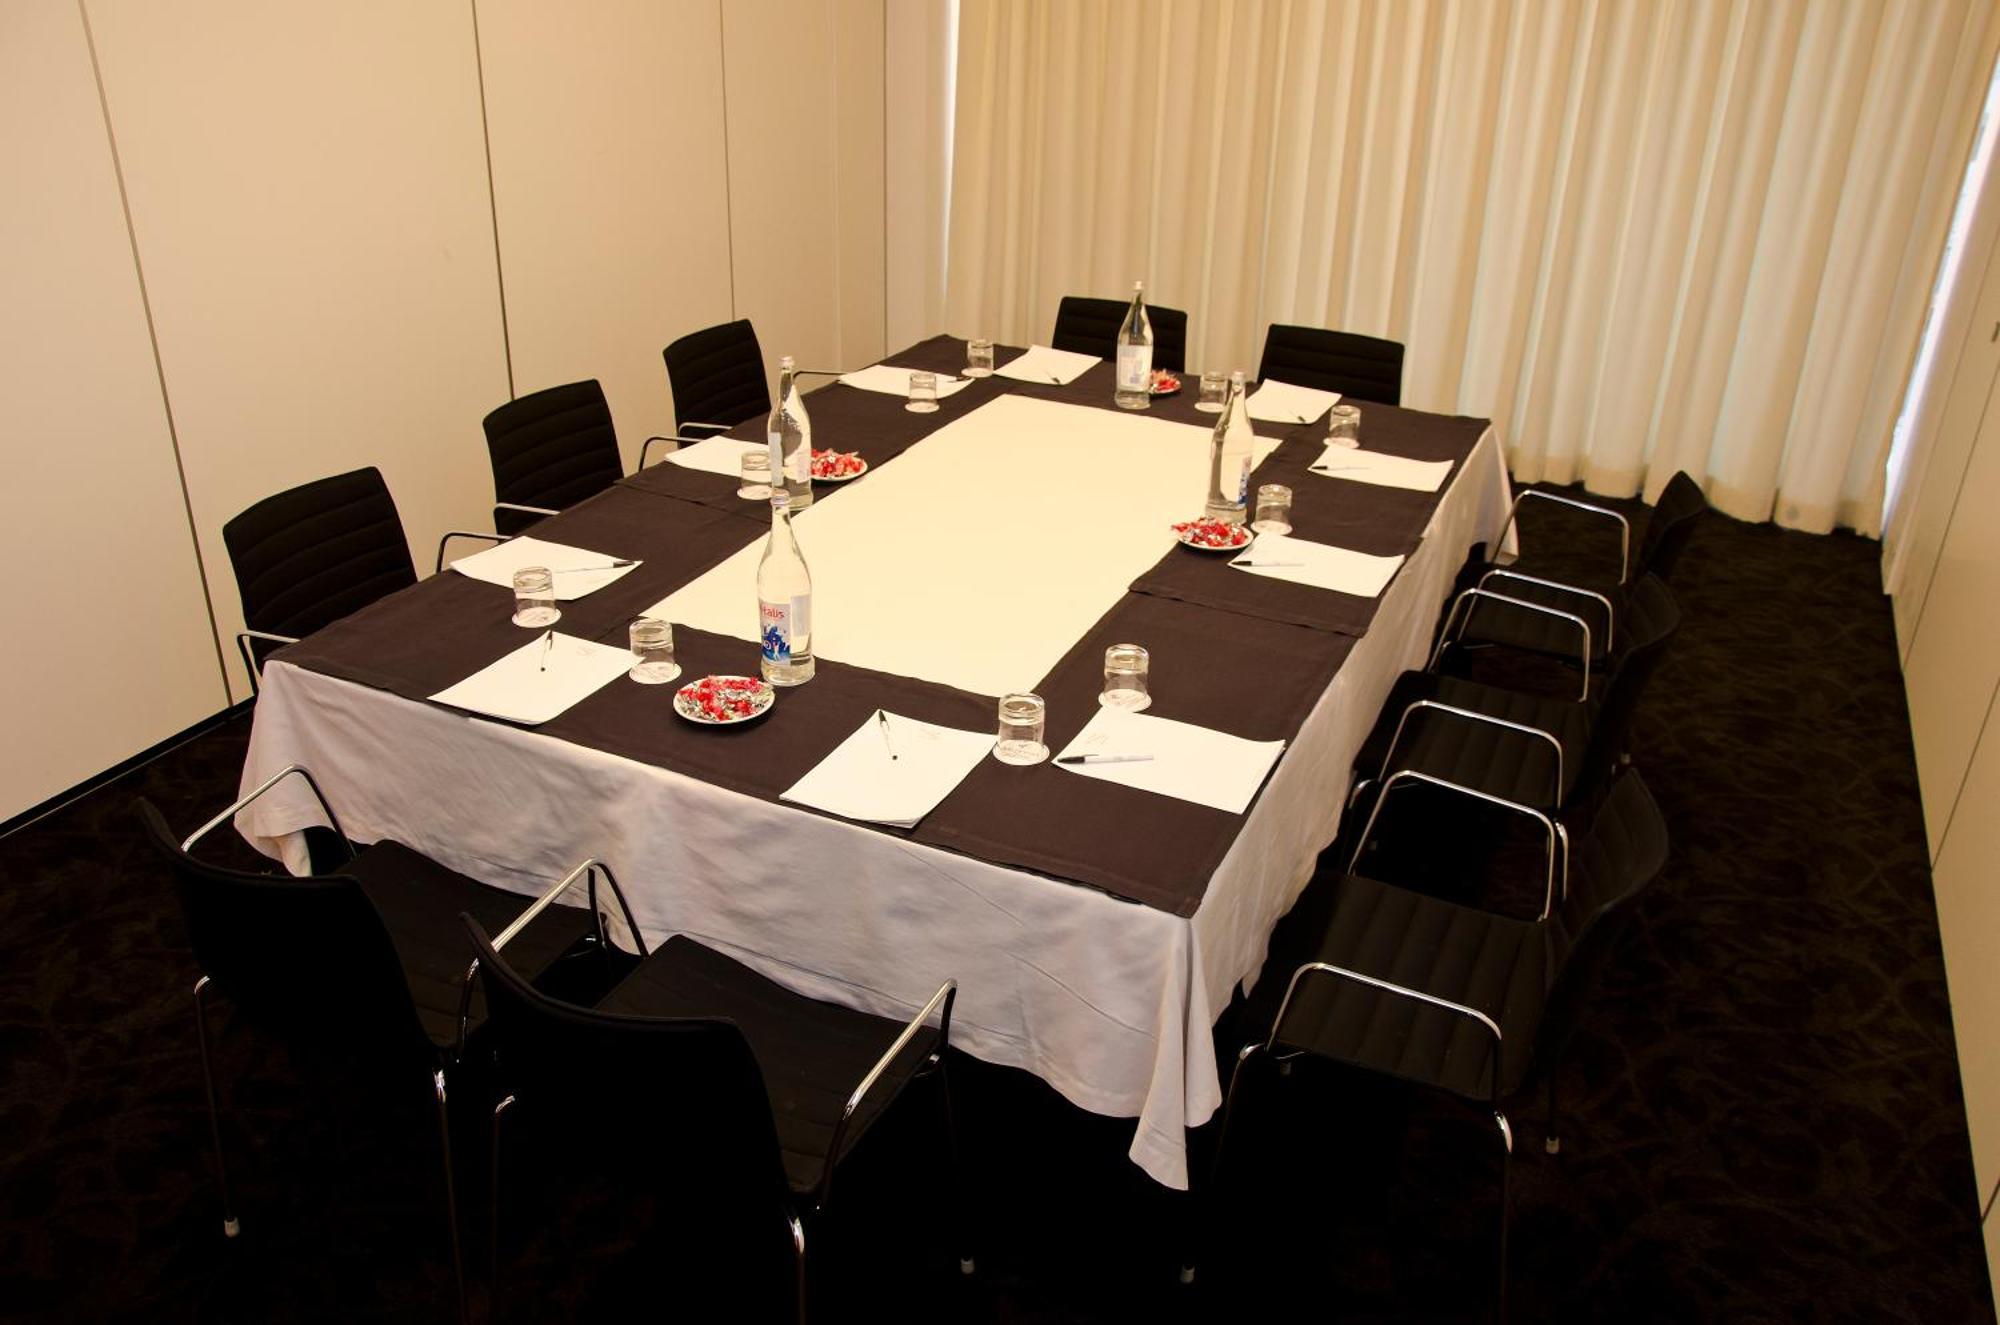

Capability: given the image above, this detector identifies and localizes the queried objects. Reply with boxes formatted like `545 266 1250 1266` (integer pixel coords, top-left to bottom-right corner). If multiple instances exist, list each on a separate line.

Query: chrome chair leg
788 1210 808 1325
1180 1041 1263 1286
1495 1110 1514 1325
1544 1067 1562 1156
930 1056 975 1275
191 976 240 1239
432 1068 470 1325
489 1095 514 1321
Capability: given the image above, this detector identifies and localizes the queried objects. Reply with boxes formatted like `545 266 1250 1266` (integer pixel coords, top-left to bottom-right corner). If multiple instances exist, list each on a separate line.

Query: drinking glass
907 371 940 413
628 617 681 684
993 693 1049 765
511 566 560 627
1328 403 1362 449
1196 371 1228 413
738 450 773 500
1251 484 1294 535
1100 644 1151 711
966 338 995 377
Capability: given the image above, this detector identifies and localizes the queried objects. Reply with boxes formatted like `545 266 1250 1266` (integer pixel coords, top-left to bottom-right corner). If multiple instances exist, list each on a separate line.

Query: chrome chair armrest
493 502 559 520
820 979 957 1208
183 763 354 861
1495 490 1631 583
1268 961 1505 1100
638 434 740 469
1431 587 1593 700
1475 569 1618 654
1350 768 1567 921
677 421 735 436
435 530 507 574
1375 698 1566 808
235 629 300 696
789 367 850 382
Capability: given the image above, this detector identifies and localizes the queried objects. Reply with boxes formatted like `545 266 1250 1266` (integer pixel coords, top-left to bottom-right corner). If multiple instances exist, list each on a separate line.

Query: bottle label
760 600 790 663
1117 345 1152 390
1236 456 1252 505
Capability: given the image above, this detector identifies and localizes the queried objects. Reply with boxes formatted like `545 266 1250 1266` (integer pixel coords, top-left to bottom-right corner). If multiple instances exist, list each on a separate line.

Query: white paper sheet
665 435 768 478
427 632 634 726
1227 531 1405 598
837 364 974 399
1308 446 1454 493
448 536 642 600
781 710 993 828
1246 379 1343 425
1053 707 1285 815
995 344 1101 385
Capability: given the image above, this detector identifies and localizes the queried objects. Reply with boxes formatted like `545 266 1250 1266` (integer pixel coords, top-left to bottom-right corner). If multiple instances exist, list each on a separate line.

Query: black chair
1051 295 1189 373
138 766 605 1325
481 380 623 537
466 871 970 1323
1356 575 1680 820
1451 472 1707 668
221 467 418 691
1257 324 1405 405
1189 770 1670 1317
664 318 773 436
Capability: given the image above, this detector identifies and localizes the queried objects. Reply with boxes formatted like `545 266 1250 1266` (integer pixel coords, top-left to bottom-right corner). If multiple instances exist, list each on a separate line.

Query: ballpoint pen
552 560 638 573
538 629 553 672
1055 753 1155 765
1232 560 1306 568
877 710 898 761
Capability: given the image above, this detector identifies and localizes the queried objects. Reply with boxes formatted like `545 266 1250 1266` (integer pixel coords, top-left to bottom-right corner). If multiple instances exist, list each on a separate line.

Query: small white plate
811 453 869 483
672 675 776 725
1172 521 1255 553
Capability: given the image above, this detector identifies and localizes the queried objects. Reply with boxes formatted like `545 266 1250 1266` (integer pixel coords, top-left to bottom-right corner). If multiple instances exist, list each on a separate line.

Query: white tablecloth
235 421 1509 1189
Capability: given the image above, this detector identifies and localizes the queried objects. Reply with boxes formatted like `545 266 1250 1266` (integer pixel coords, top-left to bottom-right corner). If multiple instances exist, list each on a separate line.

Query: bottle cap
779 354 796 370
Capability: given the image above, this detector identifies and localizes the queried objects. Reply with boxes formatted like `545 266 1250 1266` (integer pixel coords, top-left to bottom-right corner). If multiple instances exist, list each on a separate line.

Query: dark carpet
0 490 1991 1323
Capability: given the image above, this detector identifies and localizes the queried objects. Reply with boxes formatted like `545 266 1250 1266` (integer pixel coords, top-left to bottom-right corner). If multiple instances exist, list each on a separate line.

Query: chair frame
1346 768 1570 922
1431 588 1594 701
1493 489 1632 584
470 869 969 1322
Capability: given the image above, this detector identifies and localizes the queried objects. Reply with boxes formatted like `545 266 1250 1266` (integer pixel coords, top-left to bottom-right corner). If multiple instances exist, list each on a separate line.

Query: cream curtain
945 0 2000 534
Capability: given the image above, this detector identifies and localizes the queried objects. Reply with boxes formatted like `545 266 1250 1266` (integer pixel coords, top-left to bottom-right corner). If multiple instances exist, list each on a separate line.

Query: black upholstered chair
467 873 970 1323
1050 295 1189 373
1455 473 1708 664
481 380 628 538
663 318 773 435
139 766 603 1325
1355 575 1680 822
221 467 418 691
1257 324 1405 405
1188 770 1670 1318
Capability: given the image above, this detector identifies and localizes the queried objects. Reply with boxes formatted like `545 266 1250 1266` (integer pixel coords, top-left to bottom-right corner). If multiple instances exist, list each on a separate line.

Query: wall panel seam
1934 673 2000 866
76 0 231 706
469 0 515 399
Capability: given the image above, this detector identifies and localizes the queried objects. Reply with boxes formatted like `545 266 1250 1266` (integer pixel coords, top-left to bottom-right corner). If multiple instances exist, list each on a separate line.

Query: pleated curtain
945 0 2000 534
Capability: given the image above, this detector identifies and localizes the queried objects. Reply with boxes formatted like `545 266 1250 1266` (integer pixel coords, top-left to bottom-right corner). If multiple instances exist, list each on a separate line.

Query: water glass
1251 484 1294 535
628 617 681 685
1328 403 1362 449
1196 371 1228 413
966 338 995 377
907 370 940 413
738 450 773 500
511 566 559 628
1100 644 1151 711
993 693 1049 765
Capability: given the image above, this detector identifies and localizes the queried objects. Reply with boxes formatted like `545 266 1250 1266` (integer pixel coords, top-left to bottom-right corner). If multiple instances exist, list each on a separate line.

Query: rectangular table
235 338 1509 1187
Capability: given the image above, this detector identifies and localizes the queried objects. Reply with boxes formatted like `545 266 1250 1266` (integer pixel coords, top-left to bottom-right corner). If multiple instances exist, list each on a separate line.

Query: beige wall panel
885 0 952 349
1904 375 2000 859
476 0 734 456
87 0 509 700
722 0 886 392
0 0 228 818
832 0 887 367
1933 698 2000 1201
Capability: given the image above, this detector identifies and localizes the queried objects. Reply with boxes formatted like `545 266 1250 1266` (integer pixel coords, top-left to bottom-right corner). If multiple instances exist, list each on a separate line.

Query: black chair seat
1051 295 1189 373
599 936 940 1194
1456 578 1618 667
346 841 594 1049
1258 324 1405 406
1276 871 1544 1101
482 380 624 535
663 319 771 431
1357 671 1597 806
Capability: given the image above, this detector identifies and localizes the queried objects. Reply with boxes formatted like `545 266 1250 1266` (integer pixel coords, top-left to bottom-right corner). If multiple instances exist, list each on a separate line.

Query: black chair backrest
221 467 418 645
1258 324 1405 406
482 380 624 536
1636 471 1708 582
137 799 430 1060
1580 575 1680 780
1051 295 1189 374
465 916 792 1198
663 319 770 432
1532 770 1669 1070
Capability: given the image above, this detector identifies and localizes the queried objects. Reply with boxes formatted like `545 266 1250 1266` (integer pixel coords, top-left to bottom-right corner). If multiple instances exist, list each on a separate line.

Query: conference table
235 334 1509 1189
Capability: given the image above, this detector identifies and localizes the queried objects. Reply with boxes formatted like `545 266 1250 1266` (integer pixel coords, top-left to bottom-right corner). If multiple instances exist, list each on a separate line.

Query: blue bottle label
760 601 789 663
